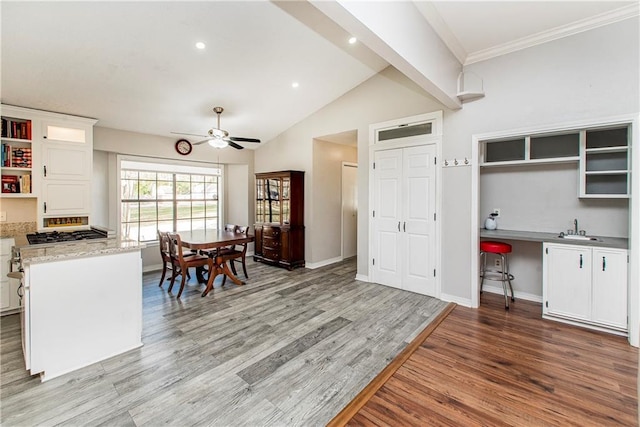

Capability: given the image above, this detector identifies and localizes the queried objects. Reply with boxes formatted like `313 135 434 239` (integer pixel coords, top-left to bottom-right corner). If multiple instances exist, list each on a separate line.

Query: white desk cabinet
543 242 627 334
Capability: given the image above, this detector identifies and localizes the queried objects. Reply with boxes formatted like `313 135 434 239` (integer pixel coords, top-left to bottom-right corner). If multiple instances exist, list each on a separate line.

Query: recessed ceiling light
195 42 206 49
291 82 299 88
348 37 357 44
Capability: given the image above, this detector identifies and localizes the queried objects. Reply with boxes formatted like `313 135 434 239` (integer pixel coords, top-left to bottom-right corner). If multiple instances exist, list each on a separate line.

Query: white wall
91 150 109 228
311 139 357 264
480 163 629 238
255 66 444 268
443 17 639 303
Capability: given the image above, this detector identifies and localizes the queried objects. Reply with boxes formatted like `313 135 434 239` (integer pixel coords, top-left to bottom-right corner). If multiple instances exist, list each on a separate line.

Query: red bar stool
480 240 515 309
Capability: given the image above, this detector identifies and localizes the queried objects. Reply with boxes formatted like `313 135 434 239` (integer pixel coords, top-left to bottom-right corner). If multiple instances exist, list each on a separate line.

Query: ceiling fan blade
171 131 207 138
193 138 211 146
227 141 244 150
229 136 260 143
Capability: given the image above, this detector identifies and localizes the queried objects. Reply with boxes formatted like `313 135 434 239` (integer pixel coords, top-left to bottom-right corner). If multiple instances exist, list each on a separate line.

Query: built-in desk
480 229 628 250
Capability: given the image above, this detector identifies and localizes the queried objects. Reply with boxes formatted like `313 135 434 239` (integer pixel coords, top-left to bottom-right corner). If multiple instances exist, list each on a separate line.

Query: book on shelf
19 174 31 193
1 145 32 168
1 175 20 193
1 118 31 140
11 147 32 168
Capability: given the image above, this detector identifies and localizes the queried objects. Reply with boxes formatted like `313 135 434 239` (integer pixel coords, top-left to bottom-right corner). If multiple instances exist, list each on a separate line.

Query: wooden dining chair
218 225 250 285
158 230 194 288
157 230 172 287
166 232 212 298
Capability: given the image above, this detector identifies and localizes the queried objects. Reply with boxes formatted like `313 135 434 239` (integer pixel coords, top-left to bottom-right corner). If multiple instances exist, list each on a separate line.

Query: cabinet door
42 181 91 215
592 248 627 329
42 142 91 181
0 281 10 311
544 244 591 321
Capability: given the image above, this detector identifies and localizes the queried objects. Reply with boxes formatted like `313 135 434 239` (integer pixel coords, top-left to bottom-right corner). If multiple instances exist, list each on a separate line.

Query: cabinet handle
602 256 606 272
403 222 406 232
43 165 47 177
397 221 401 232
44 202 47 213
579 253 583 269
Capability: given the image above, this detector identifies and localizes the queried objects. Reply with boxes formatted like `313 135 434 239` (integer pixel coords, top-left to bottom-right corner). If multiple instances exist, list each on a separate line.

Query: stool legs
479 251 515 310
480 251 486 293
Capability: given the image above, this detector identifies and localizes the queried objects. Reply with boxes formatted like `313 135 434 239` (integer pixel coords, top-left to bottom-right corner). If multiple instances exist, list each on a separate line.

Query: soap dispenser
484 213 498 230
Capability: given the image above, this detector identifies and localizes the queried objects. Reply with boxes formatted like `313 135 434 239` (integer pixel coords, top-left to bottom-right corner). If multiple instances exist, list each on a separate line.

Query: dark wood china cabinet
253 170 305 270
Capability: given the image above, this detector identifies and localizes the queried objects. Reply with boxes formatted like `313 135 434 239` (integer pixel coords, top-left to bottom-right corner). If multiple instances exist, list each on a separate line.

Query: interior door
402 145 436 296
372 149 403 288
342 164 358 259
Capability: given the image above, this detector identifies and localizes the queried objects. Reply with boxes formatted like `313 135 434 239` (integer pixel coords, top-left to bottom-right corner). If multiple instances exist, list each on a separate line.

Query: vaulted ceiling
1 1 636 148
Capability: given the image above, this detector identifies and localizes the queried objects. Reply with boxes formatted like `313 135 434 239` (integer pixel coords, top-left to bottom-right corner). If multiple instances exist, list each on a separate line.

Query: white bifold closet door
372 144 436 296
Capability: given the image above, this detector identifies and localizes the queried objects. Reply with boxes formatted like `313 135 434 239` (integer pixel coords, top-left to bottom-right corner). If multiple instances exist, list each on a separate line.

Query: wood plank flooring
0 257 449 426
346 292 638 427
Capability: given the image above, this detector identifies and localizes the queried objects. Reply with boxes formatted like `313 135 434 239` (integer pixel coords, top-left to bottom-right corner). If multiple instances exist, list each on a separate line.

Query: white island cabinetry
543 242 628 334
21 240 144 381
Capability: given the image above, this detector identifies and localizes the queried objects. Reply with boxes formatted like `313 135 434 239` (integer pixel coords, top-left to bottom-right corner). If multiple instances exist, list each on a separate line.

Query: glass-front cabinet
254 170 304 270
256 176 292 224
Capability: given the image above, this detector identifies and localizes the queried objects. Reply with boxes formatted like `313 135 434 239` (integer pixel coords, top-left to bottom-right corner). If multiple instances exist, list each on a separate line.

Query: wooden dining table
178 229 254 297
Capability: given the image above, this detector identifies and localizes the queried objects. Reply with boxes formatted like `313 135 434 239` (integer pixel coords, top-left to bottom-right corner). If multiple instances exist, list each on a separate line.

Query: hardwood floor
345 292 638 427
0 257 449 426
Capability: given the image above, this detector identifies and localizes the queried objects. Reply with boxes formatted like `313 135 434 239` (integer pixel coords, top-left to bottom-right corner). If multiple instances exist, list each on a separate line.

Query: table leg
201 255 246 297
220 260 245 287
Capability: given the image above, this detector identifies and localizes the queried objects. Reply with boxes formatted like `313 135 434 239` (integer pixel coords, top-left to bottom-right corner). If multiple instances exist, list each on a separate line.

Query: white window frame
116 155 224 242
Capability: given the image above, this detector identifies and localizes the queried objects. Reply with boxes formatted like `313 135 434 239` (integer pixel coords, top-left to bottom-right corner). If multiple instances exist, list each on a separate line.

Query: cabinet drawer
262 227 281 238
263 236 280 249
263 248 281 261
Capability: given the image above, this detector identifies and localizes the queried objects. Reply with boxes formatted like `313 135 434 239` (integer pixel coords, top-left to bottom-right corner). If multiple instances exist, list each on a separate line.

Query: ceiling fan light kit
208 138 229 149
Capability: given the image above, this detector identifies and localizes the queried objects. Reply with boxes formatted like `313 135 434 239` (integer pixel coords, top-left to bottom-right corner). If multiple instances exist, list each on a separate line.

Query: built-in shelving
580 127 629 198
1 110 34 197
480 124 630 198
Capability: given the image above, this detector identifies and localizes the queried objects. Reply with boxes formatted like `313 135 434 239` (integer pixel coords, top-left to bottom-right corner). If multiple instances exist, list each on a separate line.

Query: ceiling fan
173 107 260 150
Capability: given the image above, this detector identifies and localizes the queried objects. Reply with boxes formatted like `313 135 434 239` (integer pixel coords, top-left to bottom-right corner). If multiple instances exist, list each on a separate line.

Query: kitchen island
18 238 145 382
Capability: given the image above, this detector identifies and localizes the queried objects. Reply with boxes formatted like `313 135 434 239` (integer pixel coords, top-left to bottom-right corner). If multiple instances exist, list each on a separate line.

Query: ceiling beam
309 0 462 110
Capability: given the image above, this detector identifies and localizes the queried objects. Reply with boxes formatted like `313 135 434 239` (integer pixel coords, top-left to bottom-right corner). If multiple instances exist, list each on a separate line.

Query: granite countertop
18 238 146 265
480 229 628 250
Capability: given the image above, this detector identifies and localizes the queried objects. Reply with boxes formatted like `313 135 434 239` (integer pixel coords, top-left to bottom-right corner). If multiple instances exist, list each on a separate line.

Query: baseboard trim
355 274 369 282
482 285 542 304
440 292 473 308
306 256 343 270
326 302 457 426
143 263 162 273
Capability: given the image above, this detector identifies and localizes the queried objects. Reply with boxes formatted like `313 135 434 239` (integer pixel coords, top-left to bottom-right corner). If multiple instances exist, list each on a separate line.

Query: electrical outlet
0 211 6 222
494 258 501 268
493 208 501 217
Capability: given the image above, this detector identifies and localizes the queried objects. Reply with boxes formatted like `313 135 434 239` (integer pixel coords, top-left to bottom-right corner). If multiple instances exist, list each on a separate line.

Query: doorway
342 163 358 259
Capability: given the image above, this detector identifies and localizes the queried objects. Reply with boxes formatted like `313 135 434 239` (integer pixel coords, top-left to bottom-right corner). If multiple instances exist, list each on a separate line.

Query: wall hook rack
443 157 471 168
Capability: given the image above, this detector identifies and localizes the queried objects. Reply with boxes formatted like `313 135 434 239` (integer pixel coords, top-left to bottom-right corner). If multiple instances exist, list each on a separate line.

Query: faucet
574 218 578 234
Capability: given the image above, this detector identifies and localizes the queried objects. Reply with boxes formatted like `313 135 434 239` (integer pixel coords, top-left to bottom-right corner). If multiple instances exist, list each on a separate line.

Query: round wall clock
175 139 192 155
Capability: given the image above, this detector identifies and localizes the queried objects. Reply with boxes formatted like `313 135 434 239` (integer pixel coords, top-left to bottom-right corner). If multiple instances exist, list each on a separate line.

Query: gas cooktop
26 228 109 245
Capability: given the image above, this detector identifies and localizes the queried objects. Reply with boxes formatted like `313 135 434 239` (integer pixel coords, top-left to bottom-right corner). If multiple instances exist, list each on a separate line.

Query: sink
558 234 598 241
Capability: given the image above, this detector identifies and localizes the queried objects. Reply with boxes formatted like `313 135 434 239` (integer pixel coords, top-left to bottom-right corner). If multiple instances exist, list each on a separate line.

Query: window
120 160 221 242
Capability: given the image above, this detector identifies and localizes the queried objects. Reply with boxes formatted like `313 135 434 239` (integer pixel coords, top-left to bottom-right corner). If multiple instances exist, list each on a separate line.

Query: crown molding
464 3 640 65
